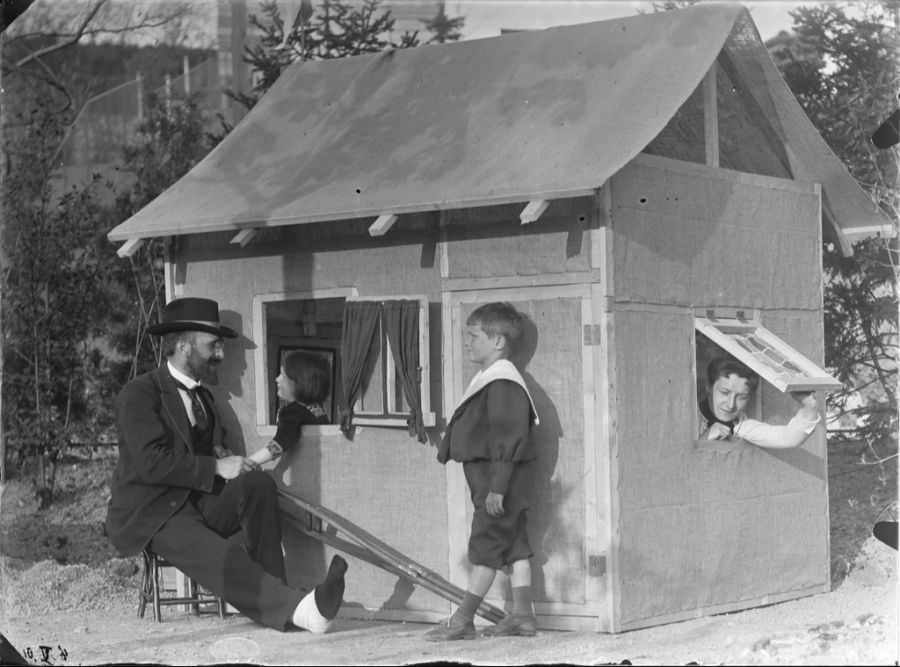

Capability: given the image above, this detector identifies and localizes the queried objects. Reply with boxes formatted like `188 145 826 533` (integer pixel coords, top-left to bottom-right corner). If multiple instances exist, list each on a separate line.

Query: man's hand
213 445 233 459
215 455 260 479
486 492 505 517
705 423 733 441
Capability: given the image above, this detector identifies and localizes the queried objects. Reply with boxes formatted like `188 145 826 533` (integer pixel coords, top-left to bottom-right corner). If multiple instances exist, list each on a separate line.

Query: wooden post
136 72 144 121
703 65 719 168
165 74 172 117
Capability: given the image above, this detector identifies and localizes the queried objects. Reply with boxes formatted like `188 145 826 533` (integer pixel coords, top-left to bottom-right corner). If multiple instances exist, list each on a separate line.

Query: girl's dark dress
273 402 330 451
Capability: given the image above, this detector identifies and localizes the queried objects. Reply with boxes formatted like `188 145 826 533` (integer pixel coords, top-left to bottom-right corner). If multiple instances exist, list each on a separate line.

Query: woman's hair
466 301 524 353
706 356 759 392
282 350 331 404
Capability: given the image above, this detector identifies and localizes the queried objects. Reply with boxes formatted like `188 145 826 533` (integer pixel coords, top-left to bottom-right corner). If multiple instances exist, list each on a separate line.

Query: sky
441 0 832 41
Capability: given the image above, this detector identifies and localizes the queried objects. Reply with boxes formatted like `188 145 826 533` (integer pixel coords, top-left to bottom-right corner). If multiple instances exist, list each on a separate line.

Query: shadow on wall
273 440 328 593
216 309 253 457
513 314 563 603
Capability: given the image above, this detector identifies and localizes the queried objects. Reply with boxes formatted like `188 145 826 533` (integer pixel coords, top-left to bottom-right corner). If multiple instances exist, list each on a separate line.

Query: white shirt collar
167 361 200 390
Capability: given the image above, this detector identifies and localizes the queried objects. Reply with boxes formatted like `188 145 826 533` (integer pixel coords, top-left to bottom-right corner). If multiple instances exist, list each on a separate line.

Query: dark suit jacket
105 364 227 557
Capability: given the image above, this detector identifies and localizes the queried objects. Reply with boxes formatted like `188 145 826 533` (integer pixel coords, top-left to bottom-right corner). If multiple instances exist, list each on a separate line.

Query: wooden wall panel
610 155 821 310
612 309 828 629
179 233 452 618
444 197 594 279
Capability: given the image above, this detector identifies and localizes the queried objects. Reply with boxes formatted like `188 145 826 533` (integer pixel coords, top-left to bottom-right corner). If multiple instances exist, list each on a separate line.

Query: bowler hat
148 298 239 338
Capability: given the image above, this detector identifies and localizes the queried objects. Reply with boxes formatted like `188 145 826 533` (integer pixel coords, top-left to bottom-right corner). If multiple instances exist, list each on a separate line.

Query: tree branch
13 0 107 70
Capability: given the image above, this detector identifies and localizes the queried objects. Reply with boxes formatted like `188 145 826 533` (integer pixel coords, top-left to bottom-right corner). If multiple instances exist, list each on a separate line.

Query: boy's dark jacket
437 379 535 495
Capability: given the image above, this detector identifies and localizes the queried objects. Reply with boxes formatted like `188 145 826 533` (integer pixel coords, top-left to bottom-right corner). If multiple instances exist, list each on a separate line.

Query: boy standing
426 302 540 641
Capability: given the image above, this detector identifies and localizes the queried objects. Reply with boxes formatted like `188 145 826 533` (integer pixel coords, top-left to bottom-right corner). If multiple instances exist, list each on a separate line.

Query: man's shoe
481 612 537 637
423 615 476 641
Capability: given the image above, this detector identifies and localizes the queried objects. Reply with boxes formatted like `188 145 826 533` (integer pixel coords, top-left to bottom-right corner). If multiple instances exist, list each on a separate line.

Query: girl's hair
466 302 524 352
282 350 331 404
706 356 759 392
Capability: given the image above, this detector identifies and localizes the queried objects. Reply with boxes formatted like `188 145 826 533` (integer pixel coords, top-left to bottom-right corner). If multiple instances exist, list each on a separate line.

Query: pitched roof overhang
107 4 891 256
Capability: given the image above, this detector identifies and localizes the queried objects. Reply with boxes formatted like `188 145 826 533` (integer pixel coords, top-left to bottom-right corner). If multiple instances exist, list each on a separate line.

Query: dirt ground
1 446 897 666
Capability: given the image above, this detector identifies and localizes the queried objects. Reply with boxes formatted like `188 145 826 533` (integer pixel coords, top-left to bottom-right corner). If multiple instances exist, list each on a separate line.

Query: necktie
174 379 209 435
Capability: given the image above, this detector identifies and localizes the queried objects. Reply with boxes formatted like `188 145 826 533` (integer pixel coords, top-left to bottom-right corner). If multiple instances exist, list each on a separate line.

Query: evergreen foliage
220 0 462 122
1 105 118 505
770 1 898 455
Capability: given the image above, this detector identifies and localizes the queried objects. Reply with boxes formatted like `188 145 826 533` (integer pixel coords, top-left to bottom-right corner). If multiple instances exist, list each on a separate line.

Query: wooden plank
368 214 398 237
630 152 819 194
442 292 469 596
581 295 600 604
108 187 600 242
442 272 597 293
116 238 144 258
519 199 550 224
230 228 258 247
163 237 177 303
842 223 897 240
615 584 828 633
703 65 719 168
591 281 613 632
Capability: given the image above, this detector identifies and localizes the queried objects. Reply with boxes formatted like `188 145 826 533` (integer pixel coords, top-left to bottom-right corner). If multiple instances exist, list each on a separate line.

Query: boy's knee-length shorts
463 460 533 569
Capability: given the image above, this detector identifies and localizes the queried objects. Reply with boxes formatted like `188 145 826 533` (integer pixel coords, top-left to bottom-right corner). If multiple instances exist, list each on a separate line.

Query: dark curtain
339 301 381 436
383 300 427 444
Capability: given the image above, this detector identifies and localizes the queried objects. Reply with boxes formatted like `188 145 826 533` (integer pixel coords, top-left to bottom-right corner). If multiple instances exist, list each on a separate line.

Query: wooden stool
138 549 227 622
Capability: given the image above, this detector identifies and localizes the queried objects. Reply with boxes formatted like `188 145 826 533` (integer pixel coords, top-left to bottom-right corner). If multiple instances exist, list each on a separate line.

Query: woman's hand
705 423 733 441
790 391 819 421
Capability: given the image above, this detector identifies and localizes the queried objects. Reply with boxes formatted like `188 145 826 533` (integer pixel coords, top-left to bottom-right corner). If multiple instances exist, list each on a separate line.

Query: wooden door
443 284 608 630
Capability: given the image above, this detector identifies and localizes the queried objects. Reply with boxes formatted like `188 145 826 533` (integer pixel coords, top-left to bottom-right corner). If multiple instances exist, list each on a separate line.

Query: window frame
345 294 436 429
693 313 838 448
253 287 357 438
694 316 843 393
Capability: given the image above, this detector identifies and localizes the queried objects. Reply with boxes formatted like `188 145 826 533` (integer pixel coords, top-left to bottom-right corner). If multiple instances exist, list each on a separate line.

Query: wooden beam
703 65 719 168
116 238 144 258
230 228 259 247
368 214 398 237
519 199 549 224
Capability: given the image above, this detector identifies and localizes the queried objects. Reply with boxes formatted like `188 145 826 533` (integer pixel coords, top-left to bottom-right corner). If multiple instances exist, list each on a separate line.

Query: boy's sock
511 585 534 616
314 555 348 619
455 590 484 621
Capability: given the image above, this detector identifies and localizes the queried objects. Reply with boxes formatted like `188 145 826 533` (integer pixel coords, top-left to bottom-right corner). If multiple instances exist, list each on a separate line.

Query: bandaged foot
291 556 347 633
291 556 347 634
315 555 348 619
292 590 331 633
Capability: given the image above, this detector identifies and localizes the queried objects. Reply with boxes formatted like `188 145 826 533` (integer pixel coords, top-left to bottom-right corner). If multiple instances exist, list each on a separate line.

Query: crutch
277 489 506 623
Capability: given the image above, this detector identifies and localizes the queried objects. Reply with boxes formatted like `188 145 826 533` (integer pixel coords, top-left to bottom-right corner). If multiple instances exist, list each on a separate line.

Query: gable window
694 314 842 441
253 290 433 441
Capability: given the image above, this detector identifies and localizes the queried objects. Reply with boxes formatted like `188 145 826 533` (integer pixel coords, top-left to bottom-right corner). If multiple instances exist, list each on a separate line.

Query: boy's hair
466 302 524 354
282 350 332 404
706 356 759 392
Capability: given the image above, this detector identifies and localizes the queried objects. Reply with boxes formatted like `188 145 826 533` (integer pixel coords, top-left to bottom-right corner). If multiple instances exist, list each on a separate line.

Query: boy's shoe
423 615 476 641
481 612 537 637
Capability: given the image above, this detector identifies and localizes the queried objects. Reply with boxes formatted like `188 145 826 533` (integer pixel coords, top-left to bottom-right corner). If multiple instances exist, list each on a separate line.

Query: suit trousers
149 470 306 630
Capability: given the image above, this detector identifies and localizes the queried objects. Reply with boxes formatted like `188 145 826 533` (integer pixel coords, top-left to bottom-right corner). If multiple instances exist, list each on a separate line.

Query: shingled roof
108 3 889 255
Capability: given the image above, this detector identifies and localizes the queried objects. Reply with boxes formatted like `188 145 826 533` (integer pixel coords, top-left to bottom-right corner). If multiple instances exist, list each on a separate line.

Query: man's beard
187 348 220 385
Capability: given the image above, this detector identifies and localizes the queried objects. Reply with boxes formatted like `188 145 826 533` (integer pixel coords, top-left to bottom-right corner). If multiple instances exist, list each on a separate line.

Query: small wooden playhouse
108 5 889 632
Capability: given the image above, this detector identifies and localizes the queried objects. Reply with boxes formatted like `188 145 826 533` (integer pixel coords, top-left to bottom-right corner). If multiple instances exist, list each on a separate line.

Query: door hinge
588 554 606 577
583 324 603 346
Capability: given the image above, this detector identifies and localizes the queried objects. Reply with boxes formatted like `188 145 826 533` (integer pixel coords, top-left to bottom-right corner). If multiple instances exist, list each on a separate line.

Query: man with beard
105 297 347 632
